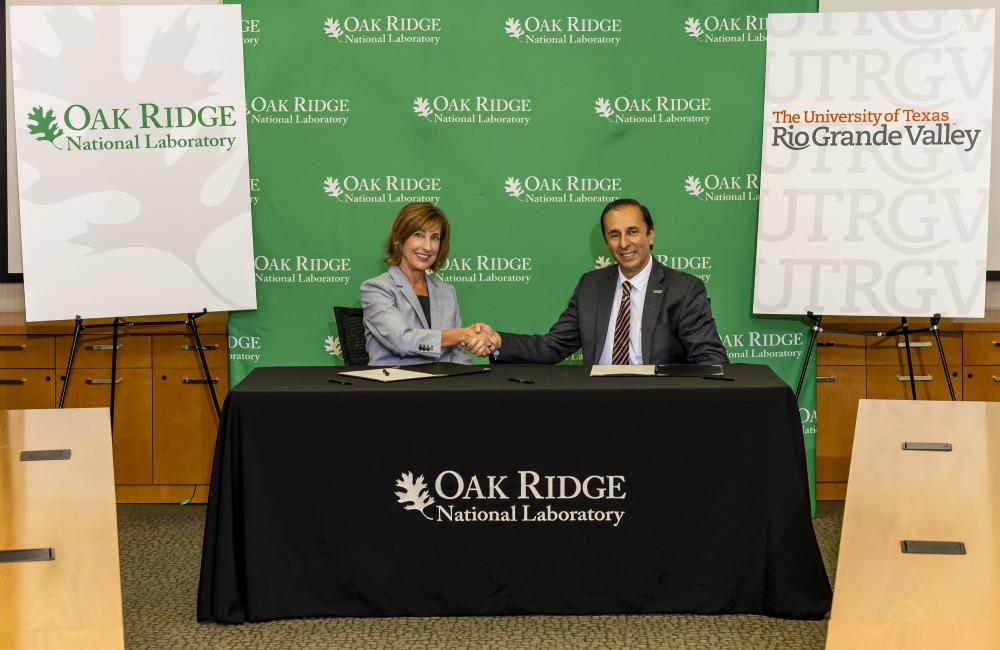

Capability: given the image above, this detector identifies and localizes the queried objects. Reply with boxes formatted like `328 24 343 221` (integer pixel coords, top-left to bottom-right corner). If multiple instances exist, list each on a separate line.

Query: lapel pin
653 289 664 294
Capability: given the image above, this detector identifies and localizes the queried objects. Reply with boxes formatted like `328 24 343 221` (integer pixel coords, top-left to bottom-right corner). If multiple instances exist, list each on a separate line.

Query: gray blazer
361 265 471 366
497 261 728 365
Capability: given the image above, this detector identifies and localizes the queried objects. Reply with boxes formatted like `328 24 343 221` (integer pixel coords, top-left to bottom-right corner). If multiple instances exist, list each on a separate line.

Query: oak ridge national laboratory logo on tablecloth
395 470 627 526
755 9 995 318
10 5 256 321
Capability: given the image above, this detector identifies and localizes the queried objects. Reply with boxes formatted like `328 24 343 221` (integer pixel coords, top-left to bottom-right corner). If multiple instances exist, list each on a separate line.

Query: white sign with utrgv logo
10 5 256 321
755 10 995 318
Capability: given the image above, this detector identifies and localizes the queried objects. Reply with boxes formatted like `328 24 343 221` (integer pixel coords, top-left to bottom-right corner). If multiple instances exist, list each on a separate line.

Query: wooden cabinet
153 335 228 485
866 364 962 401
963 367 1000 401
815 331 867 500
816 322 966 500
58 369 153 484
816 333 866 366
867 331 961 368
0 369 55 410
0 313 226 504
963 332 1000 365
816 366 865 484
56 333 151 369
0 335 55 368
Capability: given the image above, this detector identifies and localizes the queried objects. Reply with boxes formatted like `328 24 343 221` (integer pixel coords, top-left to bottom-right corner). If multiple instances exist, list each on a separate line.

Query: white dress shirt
598 256 653 365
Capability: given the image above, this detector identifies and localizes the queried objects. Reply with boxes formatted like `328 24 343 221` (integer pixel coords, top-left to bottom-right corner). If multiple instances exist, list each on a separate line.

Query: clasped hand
459 322 502 357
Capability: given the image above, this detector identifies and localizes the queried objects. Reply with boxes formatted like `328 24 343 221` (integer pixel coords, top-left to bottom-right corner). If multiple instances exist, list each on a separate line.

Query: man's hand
472 322 502 355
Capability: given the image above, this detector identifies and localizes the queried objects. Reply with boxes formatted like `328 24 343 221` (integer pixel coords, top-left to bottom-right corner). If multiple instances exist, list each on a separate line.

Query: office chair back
333 306 370 366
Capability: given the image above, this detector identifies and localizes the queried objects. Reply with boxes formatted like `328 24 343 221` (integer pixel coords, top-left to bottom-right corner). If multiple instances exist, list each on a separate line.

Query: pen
382 368 391 376
327 378 352 385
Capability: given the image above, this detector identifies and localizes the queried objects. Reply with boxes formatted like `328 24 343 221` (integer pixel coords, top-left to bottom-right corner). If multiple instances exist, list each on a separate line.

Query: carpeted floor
118 502 842 649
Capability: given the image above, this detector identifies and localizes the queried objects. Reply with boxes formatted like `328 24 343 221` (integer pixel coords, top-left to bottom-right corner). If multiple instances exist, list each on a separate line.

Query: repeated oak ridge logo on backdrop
593 95 713 125
503 174 622 205
683 15 767 44
503 15 623 46
435 250 534 286
596 253 713 285
241 15 261 47
247 96 349 126
395 470 628 526
683 173 759 202
323 15 442 45
254 253 352 286
322 174 442 205
229 334 263 364
412 95 532 125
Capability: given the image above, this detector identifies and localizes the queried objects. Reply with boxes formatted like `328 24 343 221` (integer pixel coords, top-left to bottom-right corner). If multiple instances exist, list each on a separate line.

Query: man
483 198 727 365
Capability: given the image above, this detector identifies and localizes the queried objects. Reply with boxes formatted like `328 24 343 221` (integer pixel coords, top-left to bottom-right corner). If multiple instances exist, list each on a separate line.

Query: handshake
458 322 502 357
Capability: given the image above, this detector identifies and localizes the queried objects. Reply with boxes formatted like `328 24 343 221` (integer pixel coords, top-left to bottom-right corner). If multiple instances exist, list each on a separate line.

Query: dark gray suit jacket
497 261 728 365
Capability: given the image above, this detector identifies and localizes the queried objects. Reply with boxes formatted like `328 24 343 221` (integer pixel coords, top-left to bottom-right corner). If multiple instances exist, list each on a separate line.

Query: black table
198 364 831 623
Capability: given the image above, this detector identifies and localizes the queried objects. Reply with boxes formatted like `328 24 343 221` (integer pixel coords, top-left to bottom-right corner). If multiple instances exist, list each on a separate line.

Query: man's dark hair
600 198 654 236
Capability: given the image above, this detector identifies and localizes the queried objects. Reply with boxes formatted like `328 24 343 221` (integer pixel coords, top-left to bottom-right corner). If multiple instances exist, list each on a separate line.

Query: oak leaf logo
413 96 433 118
324 335 342 357
685 17 703 39
324 176 345 199
505 17 524 40
395 471 435 519
594 97 614 120
324 17 344 40
595 255 612 269
504 176 524 198
27 106 64 148
684 175 704 197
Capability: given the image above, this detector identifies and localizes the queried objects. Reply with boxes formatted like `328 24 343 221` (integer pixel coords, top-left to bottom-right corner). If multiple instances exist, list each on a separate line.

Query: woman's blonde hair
384 202 450 272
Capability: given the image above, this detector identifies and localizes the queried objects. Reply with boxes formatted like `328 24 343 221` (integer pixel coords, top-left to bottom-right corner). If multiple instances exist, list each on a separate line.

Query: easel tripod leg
58 316 83 409
109 317 120 430
795 313 822 402
901 317 917 400
188 313 222 419
931 314 956 401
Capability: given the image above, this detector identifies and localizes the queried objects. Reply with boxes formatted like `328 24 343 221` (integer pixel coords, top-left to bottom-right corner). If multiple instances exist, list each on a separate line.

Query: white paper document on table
590 365 657 377
339 368 438 382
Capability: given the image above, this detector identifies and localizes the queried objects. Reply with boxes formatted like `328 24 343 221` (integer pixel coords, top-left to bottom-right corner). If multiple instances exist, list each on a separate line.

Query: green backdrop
227 0 819 510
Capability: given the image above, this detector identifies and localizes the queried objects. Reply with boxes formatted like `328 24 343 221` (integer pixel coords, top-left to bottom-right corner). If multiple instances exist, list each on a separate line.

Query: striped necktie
612 281 632 365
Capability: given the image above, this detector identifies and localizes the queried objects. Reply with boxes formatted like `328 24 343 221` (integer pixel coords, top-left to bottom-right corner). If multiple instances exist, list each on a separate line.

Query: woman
361 202 492 366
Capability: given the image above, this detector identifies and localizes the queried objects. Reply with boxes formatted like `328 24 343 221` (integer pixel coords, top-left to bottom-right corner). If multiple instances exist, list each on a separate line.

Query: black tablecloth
197 364 831 623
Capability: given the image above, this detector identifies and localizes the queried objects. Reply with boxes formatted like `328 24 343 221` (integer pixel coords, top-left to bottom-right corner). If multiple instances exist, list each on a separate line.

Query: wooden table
0 408 124 649
826 399 1000 649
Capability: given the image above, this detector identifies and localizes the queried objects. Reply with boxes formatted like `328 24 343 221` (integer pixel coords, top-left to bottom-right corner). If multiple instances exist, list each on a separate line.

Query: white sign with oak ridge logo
10 5 256 321
395 470 627 526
